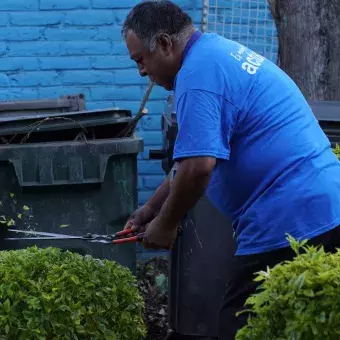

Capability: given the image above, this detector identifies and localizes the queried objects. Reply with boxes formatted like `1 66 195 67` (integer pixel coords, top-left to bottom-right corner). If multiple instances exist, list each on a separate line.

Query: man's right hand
124 205 158 233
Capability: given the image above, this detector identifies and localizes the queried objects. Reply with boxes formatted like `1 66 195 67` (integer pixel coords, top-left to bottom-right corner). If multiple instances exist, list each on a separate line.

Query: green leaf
23 205 30 211
155 274 168 293
6 219 15 226
59 224 69 228
302 289 314 297
333 144 340 159
318 311 326 323
4 324 9 334
3 299 10 313
294 273 305 290
70 275 80 285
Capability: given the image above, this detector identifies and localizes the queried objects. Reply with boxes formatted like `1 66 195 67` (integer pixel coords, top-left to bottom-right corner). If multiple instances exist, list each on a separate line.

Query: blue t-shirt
173 32 340 255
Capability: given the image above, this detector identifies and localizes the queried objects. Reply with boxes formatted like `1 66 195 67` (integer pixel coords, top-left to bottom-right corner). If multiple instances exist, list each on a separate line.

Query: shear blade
7 229 73 238
5 236 83 241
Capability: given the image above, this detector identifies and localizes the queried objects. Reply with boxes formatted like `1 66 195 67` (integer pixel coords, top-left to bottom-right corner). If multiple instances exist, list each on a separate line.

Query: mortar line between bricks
1 0 277 206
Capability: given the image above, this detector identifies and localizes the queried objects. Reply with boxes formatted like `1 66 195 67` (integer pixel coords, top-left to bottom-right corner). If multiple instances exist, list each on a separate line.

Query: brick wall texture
0 0 276 208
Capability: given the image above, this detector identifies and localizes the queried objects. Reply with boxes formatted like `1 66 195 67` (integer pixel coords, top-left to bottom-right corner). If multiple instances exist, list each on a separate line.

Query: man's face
125 30 178 91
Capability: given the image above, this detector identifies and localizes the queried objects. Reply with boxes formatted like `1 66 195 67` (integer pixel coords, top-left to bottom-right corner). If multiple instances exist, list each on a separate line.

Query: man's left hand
142 216 178 250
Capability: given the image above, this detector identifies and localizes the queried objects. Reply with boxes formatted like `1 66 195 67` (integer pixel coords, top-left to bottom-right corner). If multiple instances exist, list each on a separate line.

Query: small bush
236 236 340 340
333 144 340 160
0 246 146 340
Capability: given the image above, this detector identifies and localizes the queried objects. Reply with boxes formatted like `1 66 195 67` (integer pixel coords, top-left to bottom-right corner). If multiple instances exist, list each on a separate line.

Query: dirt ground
137 257 169 340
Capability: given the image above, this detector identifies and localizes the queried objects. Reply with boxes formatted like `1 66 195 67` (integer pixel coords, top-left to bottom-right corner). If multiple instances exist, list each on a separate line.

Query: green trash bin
0 107 143 273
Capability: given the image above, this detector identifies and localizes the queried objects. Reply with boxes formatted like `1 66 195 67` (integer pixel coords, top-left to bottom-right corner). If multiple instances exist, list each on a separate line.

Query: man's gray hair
122 0 193 52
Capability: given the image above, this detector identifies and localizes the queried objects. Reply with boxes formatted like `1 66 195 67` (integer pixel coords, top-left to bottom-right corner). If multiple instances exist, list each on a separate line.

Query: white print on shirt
230 45 264 75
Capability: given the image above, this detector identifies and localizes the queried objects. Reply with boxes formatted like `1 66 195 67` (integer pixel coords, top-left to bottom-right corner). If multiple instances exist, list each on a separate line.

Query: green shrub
236 236 340 340
0 246 146 340
333 144 340 160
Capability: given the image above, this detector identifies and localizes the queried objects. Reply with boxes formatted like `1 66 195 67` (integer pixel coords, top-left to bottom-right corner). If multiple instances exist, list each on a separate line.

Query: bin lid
0 94 85 116
0 108 135 144
308 100 340 122
0 107 131 133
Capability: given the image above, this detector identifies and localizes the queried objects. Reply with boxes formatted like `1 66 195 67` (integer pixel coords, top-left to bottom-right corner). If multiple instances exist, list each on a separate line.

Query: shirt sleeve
173 89 235 161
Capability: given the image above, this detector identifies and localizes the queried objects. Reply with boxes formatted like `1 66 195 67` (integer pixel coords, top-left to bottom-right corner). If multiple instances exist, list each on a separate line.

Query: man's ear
156 33 173 56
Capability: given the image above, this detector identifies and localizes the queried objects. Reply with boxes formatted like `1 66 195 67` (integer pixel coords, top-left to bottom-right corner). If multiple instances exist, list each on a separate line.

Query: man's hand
142 216 178 250
124 176 171 234
124 205 157 233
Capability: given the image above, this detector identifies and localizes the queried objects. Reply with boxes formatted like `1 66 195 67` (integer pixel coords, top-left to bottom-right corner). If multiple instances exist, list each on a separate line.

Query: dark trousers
218 226 340 340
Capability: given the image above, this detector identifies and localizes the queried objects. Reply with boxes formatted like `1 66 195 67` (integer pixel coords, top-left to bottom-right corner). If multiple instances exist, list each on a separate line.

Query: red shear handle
112 233 145 244
115 229 134 237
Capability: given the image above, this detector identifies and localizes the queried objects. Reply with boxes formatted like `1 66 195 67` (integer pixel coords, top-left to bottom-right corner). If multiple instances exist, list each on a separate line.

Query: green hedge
333 144 340 159
0 246 146 340
236 236 340 339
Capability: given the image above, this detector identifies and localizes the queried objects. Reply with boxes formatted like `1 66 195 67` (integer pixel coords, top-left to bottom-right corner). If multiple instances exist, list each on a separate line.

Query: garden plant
0 246 146 340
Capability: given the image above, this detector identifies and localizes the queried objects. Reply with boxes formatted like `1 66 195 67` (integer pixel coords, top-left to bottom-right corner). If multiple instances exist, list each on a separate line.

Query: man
122 1 340 339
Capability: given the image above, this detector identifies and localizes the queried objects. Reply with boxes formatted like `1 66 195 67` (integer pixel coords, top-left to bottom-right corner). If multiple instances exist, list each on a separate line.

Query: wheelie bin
150 94 237 339
0 99 143 272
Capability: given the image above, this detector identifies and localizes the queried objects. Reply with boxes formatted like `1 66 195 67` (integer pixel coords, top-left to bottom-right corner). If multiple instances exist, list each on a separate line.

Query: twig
0 136 8 144
117 81 155 138
8 117 88 144
74 130 87 142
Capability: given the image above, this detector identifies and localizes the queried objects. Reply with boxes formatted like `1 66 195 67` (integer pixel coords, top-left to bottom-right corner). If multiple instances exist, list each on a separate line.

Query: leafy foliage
137 257 169 340
333 144 340 160
0 246 146 340
236 235 340 340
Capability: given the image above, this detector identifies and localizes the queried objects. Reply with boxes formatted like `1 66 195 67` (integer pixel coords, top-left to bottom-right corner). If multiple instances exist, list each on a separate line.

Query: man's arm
124 169 172 232
149 89 232 229
144 161 181 213
156 156 216 227
145 176 170 213
141 88 234 248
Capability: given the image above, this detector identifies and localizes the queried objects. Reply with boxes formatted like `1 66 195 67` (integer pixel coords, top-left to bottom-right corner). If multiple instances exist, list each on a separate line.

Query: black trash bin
0 105 143 273
308 100 340 147
150 94 237 340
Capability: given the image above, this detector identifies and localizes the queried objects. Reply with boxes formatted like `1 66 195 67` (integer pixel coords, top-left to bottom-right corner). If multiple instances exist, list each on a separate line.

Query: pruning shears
4 228 145 245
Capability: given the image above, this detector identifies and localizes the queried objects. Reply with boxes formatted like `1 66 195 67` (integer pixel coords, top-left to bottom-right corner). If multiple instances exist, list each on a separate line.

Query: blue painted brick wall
0 0 203 208
0 0 276 212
